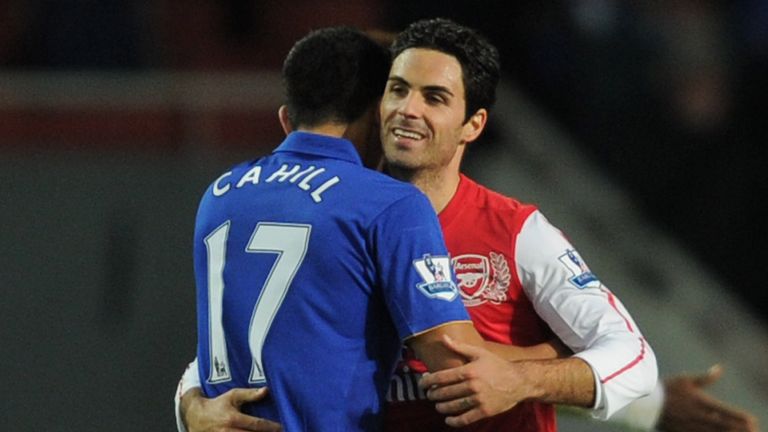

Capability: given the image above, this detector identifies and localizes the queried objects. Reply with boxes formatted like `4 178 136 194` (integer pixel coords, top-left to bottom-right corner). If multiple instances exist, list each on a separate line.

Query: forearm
418 338 596 427
484 338 570 361
408 321 485 371
179 388 204 431
175 359 202 432
176 377 283 432
514 357 595 408
173 358 202 432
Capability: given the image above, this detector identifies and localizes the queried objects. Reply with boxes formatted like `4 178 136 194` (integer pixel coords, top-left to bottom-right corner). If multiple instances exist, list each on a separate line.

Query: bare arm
483 337 571 361
175 358 283 432
179 387 283 432
177 320 488 431
179 334 564 431
419 336 595 428
405 321 485 371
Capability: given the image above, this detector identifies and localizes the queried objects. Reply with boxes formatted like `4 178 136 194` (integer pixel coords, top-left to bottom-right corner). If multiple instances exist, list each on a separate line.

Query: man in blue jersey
184 26 485 432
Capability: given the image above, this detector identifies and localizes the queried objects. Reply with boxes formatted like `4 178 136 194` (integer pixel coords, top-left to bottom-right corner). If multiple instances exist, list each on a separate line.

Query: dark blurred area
1 1 766 430
0 0 384 70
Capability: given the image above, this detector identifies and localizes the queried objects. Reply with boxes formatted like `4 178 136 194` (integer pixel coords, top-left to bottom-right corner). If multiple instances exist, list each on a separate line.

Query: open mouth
392 127 426 145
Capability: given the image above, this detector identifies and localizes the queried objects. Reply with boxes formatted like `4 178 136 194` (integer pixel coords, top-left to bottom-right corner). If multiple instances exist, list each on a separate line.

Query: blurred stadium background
1 1 766 430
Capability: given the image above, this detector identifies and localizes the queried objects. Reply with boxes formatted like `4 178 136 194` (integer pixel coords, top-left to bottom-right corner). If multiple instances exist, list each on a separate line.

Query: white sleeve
608 380 665 430
517 211 658 419
174 357 202 432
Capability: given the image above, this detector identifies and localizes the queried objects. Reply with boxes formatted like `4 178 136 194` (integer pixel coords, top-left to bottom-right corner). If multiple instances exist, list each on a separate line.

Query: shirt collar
438 174 475 228
273 131 362 165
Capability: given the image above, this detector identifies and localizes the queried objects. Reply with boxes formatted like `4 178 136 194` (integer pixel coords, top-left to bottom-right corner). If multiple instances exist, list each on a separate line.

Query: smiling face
379 48 485 177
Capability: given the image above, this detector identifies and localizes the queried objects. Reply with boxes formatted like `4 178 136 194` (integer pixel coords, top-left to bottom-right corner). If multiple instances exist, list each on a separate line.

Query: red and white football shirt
385 175 656 432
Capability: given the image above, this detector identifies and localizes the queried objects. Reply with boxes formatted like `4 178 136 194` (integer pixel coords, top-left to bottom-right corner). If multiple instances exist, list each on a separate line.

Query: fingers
716 412 759 432
686 409 759 432
444 407 487 429
220 391 284 432
426 382 472 402
434 395 476 415
419 366 467 390
225 387 283 431
228 387 270 407
220 412 283 432
239 415 284 432
699 400 760 432
692 364 724 388
442 335 484 360
662 370 759 432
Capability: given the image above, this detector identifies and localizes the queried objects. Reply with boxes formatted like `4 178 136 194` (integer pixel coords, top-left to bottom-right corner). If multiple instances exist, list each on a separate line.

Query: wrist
180 388 205 427
514 358 595 407
509 360 547 401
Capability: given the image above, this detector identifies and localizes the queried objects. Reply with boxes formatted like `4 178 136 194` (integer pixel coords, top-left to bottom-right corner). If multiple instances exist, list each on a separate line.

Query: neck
299 123 347 138
389 164 461 214
389 143 466 213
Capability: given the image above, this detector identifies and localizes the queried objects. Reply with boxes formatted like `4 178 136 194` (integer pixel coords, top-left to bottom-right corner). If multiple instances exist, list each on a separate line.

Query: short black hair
282 27 390 128
391 18 500 121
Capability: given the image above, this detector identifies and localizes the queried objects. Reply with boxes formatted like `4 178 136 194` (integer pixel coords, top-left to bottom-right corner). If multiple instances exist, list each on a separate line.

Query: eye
386 82 408 96
425 93 447 105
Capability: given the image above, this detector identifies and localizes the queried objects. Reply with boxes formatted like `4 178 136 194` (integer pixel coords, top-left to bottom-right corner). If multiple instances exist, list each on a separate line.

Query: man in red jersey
376 18 656 431
176 17 658 431
174 18 757 432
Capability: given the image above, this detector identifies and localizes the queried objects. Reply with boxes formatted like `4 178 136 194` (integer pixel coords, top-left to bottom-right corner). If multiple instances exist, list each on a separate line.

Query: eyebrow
387 76 455 98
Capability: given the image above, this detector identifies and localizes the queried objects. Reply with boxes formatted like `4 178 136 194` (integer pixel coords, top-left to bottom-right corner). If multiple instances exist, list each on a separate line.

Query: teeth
393 128 423 140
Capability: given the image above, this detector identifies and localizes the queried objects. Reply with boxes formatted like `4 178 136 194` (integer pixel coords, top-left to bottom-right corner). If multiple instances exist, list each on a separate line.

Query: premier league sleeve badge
413 254 459 301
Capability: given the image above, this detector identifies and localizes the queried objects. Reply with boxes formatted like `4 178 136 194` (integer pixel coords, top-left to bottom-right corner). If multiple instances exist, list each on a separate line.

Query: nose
396 93 423 119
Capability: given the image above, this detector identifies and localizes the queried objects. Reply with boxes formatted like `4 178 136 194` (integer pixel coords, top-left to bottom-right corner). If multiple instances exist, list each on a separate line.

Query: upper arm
373 193 470 341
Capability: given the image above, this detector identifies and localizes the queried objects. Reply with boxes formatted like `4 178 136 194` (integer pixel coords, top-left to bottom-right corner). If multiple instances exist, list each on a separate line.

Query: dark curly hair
391 18 500 122
282 26 391 128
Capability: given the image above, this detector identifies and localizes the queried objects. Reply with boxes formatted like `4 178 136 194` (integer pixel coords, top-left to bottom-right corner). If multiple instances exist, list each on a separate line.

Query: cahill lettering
212 163 340 203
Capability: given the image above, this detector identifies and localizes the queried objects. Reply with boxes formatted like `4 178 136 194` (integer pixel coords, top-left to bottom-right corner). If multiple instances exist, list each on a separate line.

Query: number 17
204 221 312 385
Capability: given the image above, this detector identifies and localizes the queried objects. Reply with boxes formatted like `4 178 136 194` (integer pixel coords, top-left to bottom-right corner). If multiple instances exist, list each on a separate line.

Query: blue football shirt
194 132 469 431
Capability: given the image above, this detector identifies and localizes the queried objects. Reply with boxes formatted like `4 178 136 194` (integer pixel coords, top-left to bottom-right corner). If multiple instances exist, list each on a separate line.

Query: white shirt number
204 221 311 385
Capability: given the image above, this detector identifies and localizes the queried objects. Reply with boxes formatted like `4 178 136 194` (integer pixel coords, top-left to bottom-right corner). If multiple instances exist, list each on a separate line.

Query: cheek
439 122 464 143
379 98 396 119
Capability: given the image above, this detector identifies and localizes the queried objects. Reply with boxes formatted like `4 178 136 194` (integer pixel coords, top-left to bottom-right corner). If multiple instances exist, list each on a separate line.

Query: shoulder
484 187 536 215
200 159 255 196
460 176 534 212
516 210 577 271
357 168 428 204
465 178 539 231
339 168 437 226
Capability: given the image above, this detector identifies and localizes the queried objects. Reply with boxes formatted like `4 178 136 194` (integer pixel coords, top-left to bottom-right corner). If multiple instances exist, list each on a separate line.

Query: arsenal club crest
452 252 510 307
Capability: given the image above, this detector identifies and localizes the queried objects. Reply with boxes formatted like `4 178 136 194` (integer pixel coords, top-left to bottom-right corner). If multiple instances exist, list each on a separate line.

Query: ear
461 108 488 144
278 105 293 135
